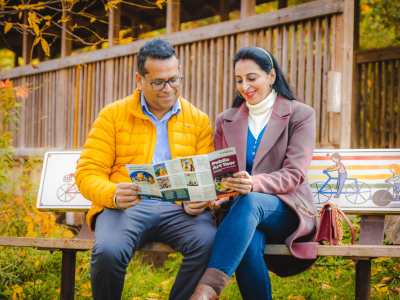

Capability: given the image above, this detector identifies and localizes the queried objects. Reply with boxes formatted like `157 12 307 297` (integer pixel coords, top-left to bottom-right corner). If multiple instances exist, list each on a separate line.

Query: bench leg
355 259 371 300
61 250 77 300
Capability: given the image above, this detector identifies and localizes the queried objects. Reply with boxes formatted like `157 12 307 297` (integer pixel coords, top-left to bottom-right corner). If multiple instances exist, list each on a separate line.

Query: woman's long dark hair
232 47 296 108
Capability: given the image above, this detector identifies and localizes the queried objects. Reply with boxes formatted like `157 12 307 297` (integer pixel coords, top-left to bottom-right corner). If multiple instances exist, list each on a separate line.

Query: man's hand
183 201 207 215
115 183 141 210
208 197 230 210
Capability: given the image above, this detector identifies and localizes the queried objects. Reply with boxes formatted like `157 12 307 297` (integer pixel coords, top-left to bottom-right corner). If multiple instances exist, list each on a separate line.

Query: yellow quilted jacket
76 89 214 230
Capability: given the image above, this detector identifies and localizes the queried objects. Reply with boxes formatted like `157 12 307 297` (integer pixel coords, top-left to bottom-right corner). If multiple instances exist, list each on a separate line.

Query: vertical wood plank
290 24 298 90
260 29 265 49
389 60 395 148
362 64 368 149
100 61 105 110
313 18 322 142
180 46 185 98
203 40 209 113
369 63 375 149
398 61 400 148
191 43 197 106
305 20 314 107
123 56 128 98
281 25 289 77
267 28 273 53
223 36 229 111
185 44 190 100
381 61 387 148
209 39 216 124
275 27 282 67
321 17 330 144
229 35 235 106
196 41 203 111
166 0 180 34
128 55 133 95
376 62 382 148
133 55 138 92
215 37 223 118
297 22 305 102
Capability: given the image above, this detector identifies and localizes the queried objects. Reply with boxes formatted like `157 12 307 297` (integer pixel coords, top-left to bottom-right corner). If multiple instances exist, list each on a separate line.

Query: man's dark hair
137 39 179 75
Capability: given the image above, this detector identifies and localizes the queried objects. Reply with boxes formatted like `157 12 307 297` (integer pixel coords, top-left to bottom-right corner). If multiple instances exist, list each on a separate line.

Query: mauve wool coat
214 95 319 277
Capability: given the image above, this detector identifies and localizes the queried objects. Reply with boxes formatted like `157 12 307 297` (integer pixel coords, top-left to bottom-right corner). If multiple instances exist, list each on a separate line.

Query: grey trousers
90 203 217 300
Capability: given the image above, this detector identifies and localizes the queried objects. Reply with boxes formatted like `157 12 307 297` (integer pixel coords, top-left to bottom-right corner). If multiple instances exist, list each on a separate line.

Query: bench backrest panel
37 149 400 214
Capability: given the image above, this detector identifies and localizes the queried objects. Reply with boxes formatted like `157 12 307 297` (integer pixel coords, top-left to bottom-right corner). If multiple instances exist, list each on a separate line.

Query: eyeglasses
140 73 183 91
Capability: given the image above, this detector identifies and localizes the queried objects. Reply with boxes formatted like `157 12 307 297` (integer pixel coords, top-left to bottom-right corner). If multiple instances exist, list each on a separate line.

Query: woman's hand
208 197 230 210
226 171 252 195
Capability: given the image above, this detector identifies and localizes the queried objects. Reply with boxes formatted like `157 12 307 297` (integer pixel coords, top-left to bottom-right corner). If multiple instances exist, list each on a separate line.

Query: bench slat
2 237 400 258
0 236 175 252
264 244 400 257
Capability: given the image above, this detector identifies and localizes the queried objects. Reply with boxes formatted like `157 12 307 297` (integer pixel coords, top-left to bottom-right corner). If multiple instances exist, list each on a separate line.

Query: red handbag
317 201 355 245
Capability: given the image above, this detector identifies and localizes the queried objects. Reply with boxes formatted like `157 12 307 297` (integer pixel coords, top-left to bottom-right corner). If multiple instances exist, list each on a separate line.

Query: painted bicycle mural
308 151 400 210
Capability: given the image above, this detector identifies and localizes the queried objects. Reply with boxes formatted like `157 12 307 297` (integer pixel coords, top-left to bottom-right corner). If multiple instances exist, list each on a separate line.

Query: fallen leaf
132 298 143 300
316 266 324 271
375 283 387 288
34 260 40 267
321 284 332 289
23 216 33 222
345 281 352 285
292 296 306 300
55 288 61 294
33 214 42 222
381 275 393 284
12 285 22 294
147 293 160 298
391 286 400 294
335 272 340 279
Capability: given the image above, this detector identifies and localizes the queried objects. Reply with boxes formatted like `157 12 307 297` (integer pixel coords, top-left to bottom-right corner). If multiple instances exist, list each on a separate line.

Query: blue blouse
246 125 267 175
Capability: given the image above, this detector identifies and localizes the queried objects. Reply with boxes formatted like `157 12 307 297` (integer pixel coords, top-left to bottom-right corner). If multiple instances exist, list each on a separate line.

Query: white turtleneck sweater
246 89 277 139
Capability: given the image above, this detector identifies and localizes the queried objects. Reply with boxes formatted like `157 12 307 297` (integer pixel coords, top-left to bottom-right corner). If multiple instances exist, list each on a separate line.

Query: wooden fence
0 0 354 155
353 46 400 149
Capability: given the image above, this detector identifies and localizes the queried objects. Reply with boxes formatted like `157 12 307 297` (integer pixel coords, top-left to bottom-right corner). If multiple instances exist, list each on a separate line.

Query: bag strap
337 208 356 245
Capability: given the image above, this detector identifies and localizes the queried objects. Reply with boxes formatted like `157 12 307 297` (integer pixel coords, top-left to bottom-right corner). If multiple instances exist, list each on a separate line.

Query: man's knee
183 226 216 257
91 239 132 272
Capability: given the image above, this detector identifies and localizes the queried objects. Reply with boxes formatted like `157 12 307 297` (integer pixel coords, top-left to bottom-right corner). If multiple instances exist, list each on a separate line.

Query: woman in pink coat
190 47 319 300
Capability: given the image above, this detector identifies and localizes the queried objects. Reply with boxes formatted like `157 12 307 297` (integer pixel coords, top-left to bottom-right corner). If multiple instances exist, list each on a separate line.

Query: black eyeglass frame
139 72 183 91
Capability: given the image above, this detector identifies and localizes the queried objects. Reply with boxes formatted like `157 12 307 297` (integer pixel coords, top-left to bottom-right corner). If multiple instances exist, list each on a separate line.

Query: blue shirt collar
141 91 181 121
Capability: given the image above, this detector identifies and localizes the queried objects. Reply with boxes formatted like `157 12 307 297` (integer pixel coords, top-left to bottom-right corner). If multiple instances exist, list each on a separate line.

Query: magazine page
153 155 218 202
125 164 162 200
208 147 240 199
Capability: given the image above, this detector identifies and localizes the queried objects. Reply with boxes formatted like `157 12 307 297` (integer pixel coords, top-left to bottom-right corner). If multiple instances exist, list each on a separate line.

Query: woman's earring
237 91 244 99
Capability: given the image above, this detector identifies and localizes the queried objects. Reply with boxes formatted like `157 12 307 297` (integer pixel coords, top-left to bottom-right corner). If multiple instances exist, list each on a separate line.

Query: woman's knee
234 193 279 211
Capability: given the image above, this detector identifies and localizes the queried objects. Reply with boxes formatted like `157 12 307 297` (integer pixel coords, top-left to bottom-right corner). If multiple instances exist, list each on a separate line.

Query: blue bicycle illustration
310 170 371 204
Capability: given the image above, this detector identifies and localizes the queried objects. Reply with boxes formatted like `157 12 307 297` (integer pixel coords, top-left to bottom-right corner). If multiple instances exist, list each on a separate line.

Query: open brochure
125 147 239 202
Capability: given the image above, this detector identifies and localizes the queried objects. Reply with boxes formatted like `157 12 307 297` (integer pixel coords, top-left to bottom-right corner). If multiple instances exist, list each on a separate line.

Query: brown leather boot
189 284 218 300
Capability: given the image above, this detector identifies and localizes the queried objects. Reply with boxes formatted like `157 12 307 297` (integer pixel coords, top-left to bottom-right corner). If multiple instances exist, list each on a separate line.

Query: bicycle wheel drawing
57 184 77 202
345 182 370 204
372 190 392 206
310 182 332 204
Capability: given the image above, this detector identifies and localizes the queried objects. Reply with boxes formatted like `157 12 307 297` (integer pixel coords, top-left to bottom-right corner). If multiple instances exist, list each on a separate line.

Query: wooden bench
1 149 400 300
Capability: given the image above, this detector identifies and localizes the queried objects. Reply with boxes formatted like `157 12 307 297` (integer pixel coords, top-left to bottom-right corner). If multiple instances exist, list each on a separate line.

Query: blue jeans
207 193 299 300
336 173 347 195
91 203 216 300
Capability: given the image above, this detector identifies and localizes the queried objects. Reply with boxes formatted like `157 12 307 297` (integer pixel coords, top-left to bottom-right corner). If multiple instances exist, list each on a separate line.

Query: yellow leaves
57 15 71 23
90 17 96 23
42 15 52 20
70 23 78 31
80 282 91 290
62 230 74 239
75 274 81 281
288 296 305 300
161 280 170 289
371 266 382 276
55 288 61 294
132 298 143 300
0 79 12 89
372 257 389 263
23 215 33 222
155 0 165 9
34 260 41 267
33 214 42 222
147 293 160 298
41 38 50 56
345 281 352 285
12 285 23 294
315 266 324 271
4 22 12 34
27 221 34 233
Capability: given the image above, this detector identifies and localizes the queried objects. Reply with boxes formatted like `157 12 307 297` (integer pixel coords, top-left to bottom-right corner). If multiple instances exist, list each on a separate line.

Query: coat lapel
221 103 248 171
253 95 292 168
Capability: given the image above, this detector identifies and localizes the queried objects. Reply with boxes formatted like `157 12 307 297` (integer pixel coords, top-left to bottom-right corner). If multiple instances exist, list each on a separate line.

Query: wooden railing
0 0 350 154
353 45 400 149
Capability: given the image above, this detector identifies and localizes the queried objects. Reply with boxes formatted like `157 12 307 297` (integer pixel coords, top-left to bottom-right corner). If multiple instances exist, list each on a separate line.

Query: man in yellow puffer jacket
75 39 223 300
